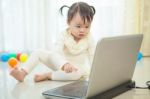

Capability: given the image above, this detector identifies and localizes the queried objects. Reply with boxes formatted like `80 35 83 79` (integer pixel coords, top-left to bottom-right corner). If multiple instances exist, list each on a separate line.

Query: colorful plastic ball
9 53 17 58
16 53 21 61
20 53 28 63
8 58 18 68
1 53 10 62
137 52 143 61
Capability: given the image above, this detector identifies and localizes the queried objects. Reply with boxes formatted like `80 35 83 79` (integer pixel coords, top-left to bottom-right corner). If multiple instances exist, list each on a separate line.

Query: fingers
74 68 78 71
64 64 72 73
63 63 78 73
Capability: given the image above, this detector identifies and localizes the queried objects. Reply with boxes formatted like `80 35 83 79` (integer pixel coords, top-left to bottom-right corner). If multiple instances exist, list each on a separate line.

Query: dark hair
60 2 96 24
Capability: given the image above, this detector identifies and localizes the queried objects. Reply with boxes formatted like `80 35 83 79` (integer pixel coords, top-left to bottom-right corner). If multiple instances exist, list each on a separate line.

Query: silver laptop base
43 80 135 99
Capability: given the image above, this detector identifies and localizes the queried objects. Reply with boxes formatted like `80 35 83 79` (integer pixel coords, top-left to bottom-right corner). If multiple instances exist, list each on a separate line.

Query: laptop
42 34 143 99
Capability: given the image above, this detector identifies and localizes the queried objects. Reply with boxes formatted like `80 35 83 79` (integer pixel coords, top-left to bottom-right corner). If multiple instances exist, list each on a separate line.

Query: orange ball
8 58 18 68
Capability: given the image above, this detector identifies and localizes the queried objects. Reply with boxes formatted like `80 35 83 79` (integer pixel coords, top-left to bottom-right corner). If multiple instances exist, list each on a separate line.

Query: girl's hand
61 63 78 73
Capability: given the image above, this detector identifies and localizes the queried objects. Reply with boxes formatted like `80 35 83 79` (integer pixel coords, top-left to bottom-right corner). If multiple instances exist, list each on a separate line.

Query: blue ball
137 52 143 61
1 53 10 62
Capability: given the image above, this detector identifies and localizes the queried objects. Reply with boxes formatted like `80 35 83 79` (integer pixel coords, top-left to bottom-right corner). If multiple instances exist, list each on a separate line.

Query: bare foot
10 68 27 82
34 72 51 82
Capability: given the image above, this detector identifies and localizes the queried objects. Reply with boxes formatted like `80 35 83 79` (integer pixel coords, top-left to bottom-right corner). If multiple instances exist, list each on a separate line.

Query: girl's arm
55 31 77 72
54 32 68 69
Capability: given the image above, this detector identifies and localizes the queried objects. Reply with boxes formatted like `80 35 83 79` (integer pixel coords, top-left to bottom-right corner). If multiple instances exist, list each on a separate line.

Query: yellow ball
20 53 28 63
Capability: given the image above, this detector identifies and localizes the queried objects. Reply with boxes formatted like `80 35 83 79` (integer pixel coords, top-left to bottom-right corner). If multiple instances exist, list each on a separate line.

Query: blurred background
0 0 149 56
0 1 150 99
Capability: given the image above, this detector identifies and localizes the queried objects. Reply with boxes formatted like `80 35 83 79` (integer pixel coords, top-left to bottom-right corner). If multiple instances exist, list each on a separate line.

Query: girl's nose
80 28 86 33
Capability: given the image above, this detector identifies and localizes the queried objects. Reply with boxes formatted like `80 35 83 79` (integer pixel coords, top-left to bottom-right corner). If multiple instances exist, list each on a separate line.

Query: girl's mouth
79 34 85 37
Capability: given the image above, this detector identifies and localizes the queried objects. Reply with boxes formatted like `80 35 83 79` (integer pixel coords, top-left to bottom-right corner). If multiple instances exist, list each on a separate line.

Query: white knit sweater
54 29 96 75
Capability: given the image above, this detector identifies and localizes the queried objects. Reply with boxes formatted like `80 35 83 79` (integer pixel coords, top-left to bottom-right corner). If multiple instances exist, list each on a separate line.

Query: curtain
0 0 59 52
0 0 146 53
140 0 150 56
123 0 140 34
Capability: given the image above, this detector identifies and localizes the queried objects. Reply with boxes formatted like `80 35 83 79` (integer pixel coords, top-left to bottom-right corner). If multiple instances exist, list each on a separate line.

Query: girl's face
68 13 91 41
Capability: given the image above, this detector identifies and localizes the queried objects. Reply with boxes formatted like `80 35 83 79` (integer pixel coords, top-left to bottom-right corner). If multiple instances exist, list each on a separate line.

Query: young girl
10 2 96 82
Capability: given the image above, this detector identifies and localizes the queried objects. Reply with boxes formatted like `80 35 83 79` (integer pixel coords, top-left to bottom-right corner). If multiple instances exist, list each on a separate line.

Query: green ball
9 53 17 58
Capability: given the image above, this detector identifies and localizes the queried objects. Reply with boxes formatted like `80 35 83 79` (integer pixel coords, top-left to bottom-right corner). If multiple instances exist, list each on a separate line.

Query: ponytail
59 5 70 16
90 6 96 15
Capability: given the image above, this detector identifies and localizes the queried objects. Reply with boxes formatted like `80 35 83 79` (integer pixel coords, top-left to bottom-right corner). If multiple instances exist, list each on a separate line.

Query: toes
34 74 42 82
10 69 25 82
34 74 48 82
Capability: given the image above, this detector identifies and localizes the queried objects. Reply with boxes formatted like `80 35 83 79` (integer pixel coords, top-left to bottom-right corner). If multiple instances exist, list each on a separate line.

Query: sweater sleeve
54 31 68 69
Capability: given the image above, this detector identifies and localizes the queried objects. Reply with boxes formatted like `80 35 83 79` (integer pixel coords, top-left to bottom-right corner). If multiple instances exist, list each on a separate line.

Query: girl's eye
76 26 81 28
86 26 89 28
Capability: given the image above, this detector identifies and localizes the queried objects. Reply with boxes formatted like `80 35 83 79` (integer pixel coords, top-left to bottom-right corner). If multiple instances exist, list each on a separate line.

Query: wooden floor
0 57 150 99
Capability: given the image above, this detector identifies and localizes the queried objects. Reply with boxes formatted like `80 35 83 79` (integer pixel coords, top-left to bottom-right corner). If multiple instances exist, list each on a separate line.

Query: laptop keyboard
44 81 88 98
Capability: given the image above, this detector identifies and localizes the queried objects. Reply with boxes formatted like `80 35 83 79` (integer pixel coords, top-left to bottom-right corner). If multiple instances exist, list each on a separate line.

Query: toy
9 53 17 58
137 52 143 61
8 58 17 68
20 53 28 63
1 53 10 62
16 53 21 61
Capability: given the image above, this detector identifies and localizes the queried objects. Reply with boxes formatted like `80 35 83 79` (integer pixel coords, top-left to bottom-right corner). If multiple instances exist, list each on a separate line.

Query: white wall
0 0 139 52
